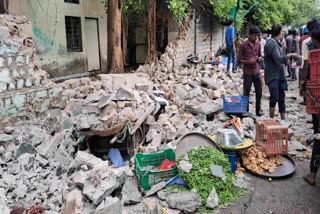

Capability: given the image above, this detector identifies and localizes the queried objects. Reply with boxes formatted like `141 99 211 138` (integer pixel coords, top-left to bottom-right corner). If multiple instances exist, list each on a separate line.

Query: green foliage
249 0 288 30
235 7 247 30
167 0 192 26
237 0 320 31
178 146 244 207
209 0 237 20
289 0 320 28
122 0 146 15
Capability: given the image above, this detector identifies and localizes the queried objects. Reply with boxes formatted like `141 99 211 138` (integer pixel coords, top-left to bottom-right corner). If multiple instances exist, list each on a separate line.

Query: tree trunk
107 0 123 73
0 0 9 14
145 0 156 64
122 16 128 67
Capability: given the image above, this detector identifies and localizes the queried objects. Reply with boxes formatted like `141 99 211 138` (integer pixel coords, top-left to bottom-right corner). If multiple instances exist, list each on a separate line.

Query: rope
116 121 131 144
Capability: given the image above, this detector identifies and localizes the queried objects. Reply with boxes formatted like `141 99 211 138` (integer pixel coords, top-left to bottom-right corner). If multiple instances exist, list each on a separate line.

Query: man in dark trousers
301 21 320 186
237 26 264 116
225 19 236 74
286 30 299 80
264 24 297 120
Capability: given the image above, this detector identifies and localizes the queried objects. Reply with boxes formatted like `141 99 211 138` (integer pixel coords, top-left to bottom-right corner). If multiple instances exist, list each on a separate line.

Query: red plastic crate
306 81 320 114
310 63 320 83
255 118 288 156
309 49 320 64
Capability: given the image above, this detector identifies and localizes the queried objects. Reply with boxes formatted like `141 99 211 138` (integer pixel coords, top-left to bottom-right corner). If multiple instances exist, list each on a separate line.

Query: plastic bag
157 159 175 170
166 174 186 186
108 148 124 167
216 129 243 147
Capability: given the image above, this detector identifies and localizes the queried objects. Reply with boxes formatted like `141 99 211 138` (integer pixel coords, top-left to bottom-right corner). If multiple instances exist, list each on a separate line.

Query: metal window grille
65 16 82 52
64 0 79 4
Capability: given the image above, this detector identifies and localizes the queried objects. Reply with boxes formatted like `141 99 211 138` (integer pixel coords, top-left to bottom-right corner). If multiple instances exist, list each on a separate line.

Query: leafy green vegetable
178 146 243 207
165 184 189 193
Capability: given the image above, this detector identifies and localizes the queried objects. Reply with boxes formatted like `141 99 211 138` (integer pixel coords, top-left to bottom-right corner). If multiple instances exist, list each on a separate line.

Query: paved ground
217 160 320 214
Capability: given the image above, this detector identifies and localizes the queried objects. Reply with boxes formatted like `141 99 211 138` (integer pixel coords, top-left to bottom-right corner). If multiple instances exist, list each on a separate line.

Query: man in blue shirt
225 19 236 73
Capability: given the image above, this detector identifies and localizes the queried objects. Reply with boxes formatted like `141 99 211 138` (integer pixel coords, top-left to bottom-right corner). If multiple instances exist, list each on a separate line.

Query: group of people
225 18 320 185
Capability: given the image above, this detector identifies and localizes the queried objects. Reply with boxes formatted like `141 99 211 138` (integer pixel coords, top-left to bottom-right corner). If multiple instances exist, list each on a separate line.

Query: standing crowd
225 18 320 185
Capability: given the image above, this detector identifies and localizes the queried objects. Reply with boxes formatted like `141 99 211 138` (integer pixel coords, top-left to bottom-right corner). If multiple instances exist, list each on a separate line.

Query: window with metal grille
65 16 82 52
64 0 79 4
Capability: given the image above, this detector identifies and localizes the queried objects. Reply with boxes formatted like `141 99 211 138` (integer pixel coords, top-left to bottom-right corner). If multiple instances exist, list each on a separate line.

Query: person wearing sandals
264 24 298 120
237 26 264 116
301 22 320 186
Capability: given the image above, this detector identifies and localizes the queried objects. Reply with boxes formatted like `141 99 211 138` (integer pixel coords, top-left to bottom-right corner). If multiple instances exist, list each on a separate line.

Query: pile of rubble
0 63 246 213
0 13 314 214
0 66 313 213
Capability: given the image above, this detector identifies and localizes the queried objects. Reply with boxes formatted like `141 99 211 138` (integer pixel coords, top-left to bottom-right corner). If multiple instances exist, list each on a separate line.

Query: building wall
8 0 108 78
172 12 224 66
0 14 151 126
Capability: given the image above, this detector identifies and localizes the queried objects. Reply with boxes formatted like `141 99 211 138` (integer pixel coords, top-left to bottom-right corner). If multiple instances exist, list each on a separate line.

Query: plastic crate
134 148 178 190
306 81 320 114
310 62 320 83
255 118 288 156
223 95 248 113
309 49 320 64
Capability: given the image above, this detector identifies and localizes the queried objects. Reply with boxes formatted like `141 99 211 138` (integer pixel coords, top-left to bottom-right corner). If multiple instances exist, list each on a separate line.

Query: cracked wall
8 0 108 77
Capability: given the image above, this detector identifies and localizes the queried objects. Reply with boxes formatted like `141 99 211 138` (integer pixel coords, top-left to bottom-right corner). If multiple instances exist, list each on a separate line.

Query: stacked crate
306 49 320 113
256 118 288 156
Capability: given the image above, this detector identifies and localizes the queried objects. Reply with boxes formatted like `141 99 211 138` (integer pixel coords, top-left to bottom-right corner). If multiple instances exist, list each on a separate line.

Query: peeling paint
33 18 57 54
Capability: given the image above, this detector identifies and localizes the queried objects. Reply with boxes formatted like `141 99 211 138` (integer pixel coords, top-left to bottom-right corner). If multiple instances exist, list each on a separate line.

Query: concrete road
217 160 320 214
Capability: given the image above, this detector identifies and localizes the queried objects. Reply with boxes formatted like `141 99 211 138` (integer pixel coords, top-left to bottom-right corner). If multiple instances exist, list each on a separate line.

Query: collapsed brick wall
0 15 152 126
171 10 224 67
137 8 224 76
196 19 224 60
0 15 59 124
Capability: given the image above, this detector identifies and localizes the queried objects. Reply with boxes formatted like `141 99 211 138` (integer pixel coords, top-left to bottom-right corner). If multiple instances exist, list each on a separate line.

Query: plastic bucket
226 152 238 173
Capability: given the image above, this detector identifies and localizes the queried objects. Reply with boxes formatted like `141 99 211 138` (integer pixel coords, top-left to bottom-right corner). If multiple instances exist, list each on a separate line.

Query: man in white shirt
259 34 266 70
302 37 311 63
300 19 318 99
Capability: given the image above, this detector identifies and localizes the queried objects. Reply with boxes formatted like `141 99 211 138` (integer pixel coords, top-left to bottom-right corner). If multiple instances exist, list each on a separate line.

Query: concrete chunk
95 196 122 214
0 188 10 214
178 160 192 173
61 189 83 214
143 197 161 214
73 151 107 169
83 172 118 205
36 132 64 159
0 134 14 143
145 181 166 197
206 188 219 209
122 177 141 205
166 192 202 213
72 171 88 189
36 154 48 166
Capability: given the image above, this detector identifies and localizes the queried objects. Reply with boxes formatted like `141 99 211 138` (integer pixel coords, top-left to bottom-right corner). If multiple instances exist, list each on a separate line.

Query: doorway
85 18 101 71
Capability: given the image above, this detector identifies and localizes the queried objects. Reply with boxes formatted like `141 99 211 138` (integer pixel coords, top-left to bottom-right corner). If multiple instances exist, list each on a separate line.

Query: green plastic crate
134 148 178 190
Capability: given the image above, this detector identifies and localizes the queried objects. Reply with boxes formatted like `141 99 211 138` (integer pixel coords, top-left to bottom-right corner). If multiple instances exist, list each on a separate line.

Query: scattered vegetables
177 146 244 207
165 184 188 193
240 145 283 174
